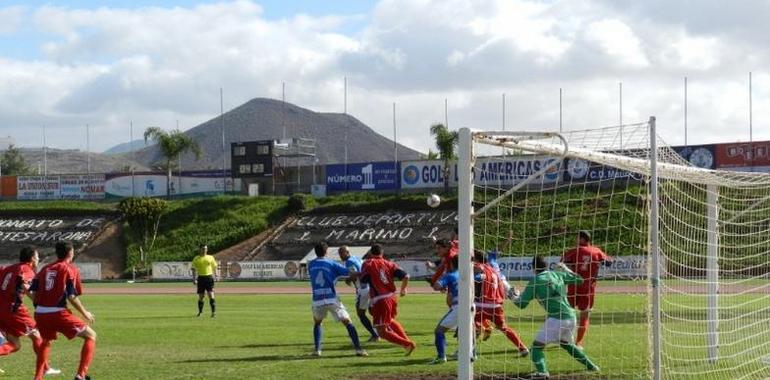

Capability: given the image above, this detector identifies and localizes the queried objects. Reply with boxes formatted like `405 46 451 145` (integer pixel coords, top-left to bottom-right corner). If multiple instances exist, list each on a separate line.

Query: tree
118 197 169 274
426 149 439 160
143 127 202 198
429 123 458 193
0 145 33 175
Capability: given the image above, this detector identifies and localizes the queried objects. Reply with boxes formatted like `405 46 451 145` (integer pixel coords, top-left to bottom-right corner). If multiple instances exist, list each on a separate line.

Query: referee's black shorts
196 275 215 294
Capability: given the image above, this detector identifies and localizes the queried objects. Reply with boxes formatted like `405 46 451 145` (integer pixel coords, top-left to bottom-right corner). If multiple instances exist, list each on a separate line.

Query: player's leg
356 289 378 340
575 309 590 347
492 307 528 355
33 338 52 380
531 318 561 377
75 326 97 380
0 333 20 355
332 302 366 356
28 330 61 376
430 306 456 363
558 318 599 371
196 280 205 317
207 288 216 318
311 305 326 356
372 299 413 350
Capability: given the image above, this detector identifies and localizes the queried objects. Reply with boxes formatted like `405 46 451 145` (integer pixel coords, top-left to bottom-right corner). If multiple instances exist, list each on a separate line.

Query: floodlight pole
457 128 474 380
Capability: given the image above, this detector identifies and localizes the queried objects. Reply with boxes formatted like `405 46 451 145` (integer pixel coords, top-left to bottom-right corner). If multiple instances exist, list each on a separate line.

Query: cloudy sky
0 0 767 154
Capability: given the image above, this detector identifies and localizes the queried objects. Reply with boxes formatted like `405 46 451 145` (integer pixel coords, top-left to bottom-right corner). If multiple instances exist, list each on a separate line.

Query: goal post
456 117 770 379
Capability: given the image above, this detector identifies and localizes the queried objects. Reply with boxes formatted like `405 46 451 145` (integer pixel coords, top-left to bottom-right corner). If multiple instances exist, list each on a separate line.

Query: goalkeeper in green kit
510 256 600 379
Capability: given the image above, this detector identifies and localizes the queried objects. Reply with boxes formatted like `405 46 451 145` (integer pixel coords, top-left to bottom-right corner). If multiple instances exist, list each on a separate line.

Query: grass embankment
0 199 117 216
123 196 289 270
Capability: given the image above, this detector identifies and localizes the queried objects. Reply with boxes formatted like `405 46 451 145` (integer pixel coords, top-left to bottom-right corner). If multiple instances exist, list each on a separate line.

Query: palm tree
429 123 458 193
144 127 202 198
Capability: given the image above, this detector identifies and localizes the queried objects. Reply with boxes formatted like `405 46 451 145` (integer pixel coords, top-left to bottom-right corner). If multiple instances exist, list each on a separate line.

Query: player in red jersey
359 244 416 355
0 246 61 377
427 238 458 286
473 250 529 357
30 241 97 380
560 230 613 348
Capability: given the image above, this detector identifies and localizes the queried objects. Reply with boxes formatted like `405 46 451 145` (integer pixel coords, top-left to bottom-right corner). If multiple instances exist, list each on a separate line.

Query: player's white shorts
535 317 576 344
355 287 371 310
312 301 351 322
438 305 458 329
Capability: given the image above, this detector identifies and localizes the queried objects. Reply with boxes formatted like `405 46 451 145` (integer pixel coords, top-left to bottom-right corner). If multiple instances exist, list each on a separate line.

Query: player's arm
65 280 94 324
191 265 197 284
600 250 614 267
394 267 409 297
211 258 219 281
433 274 448 291
554 262 584 285
512 280 535 309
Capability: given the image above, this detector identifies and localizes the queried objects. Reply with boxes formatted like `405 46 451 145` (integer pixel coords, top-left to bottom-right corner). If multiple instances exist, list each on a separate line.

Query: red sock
77 338 96 377
576 314 590 345
34 340 52 380
501 326 527 351
376 325 413 348
0 341 19 355
389 320 412 342
30 336 49 371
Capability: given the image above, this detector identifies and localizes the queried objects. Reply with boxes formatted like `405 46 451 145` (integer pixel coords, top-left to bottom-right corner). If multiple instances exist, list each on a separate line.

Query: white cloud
0 6 25 35
584 19 649 69
0 0 767 155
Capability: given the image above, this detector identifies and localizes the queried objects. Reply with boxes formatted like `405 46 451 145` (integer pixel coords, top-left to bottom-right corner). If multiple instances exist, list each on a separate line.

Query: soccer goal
455 118 770 379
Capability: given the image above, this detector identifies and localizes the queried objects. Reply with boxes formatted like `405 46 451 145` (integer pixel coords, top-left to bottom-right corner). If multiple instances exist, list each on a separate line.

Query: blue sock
358 313 378 338
346 323 362 350
313 324 322 351
435 331 446 358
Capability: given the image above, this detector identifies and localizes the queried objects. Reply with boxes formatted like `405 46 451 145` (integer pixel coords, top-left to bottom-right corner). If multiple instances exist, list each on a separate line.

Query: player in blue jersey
338 246 379 342
308 241 367 357
429 255 460 364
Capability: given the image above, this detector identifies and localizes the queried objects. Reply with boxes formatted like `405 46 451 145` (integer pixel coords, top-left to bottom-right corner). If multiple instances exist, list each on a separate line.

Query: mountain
103 139 149 155
17 148 149 174
133 98 424 170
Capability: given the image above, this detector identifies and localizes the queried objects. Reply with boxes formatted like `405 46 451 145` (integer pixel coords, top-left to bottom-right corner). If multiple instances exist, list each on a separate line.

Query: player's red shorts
34 310 87 341
568 284 596 311
370 295 398 327
0 307 37 337
474 306 507 329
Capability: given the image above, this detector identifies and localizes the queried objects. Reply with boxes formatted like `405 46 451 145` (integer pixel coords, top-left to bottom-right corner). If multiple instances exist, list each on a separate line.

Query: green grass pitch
1 283 650 379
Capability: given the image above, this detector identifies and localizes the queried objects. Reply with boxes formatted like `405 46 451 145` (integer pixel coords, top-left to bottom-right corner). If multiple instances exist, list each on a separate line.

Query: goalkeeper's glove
555 262 575 274
507 287 520 302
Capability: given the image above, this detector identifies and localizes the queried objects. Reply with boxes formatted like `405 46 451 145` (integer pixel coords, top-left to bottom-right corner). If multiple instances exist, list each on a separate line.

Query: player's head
473 249 487 264
314 241 329 257
199 244 208 255
370 244 384 256
20 245 40 268
451 226 458 240
338 246 350 261
434 238 451 257
533 255 548 273
55 241 74 261
578 230 591 246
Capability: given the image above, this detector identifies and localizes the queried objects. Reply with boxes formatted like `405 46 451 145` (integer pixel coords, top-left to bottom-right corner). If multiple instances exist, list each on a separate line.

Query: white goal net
455 118 770 379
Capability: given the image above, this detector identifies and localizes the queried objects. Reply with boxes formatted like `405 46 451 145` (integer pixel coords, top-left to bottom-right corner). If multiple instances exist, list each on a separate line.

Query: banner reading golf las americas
400 157 562 189
326 162 400 192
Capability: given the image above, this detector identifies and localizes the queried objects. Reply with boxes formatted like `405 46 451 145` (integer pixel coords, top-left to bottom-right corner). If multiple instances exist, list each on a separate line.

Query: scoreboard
231 140 274 178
